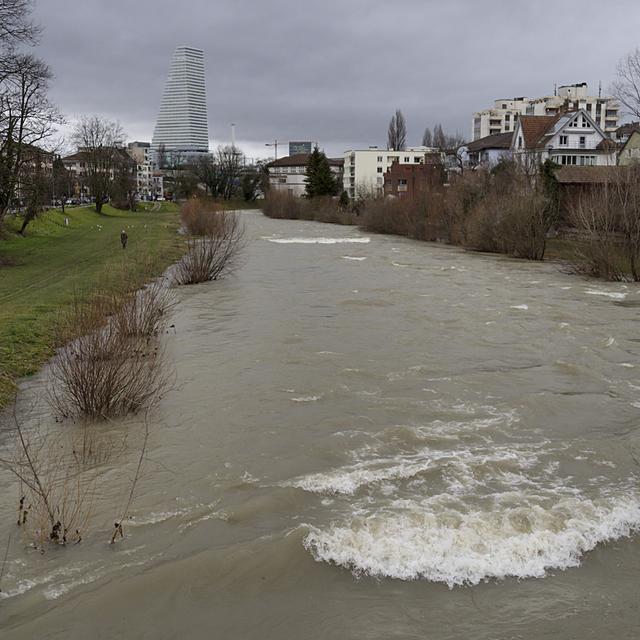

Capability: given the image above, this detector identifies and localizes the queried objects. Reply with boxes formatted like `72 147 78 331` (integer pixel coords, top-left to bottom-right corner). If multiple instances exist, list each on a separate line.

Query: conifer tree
305 146 337 197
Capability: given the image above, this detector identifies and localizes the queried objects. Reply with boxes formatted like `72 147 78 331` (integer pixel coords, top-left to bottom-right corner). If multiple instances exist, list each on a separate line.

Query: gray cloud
32 0 640 158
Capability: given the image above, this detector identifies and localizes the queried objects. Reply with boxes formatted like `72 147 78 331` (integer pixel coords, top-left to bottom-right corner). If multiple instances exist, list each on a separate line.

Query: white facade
512 109 617 167
127 142 164 198
267 155 343 197
343 147 438 198
473 83 620 140
151 46 209 163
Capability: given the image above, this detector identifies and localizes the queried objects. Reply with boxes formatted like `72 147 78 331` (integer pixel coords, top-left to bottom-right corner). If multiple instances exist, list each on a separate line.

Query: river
1 212 640 638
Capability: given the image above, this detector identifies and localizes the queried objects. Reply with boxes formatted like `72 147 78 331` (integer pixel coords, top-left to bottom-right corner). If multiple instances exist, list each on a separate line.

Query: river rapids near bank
1 212 640 638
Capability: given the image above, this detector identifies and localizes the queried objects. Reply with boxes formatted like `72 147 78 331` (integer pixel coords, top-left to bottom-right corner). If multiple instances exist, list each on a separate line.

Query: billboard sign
289 141 313 156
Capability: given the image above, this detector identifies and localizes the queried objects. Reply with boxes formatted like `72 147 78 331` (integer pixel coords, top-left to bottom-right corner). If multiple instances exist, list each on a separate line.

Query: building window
579 136 586 149
414 156 421 163
377 167 383 173
518 136 523 149
404 156 410 162
560 135 568 146
377 156 383 162
377 177 383 185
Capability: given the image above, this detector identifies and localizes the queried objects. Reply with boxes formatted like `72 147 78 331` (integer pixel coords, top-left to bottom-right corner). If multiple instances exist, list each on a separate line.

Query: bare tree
612 48 640 120
0 54 60 224
0 0 40 50
71 116 125 213
422 126 432 147
432 123 446 150
570 165 640 281
387 109 407 151
216 145 243 199
194 155 222 197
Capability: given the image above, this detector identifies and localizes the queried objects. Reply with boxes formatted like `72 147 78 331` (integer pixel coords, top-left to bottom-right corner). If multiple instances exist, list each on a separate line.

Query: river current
1 212 640 638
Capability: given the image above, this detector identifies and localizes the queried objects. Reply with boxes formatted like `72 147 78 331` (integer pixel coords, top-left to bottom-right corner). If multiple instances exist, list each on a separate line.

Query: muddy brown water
1 212 640 639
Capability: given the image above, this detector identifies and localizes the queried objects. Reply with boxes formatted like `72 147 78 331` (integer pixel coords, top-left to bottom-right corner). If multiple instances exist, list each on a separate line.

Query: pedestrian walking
120 229 128 249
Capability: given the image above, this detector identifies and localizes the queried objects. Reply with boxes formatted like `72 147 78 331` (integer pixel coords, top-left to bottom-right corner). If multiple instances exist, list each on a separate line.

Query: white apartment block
343 147 439 198
127 142 164 198
472 83 620 141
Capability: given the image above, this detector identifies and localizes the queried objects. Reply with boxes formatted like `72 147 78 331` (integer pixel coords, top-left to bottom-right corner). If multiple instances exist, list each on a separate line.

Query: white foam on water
291 395 323 403
392 261 409 268
267 237 370 244
510 304 529 310
303 493 640 587
342 256 367 261
286 440 535 496
585 289 627 300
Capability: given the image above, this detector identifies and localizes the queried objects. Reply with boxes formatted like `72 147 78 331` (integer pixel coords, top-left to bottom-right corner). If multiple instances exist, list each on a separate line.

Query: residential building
151 46 209 165
62 148 136 198
343 147 439 198
383 161 444 198
465 132 513 167
472 83 620 140
511 109 617 168
127 142 164 198
613 122 640 144
267 154 343 197
618 130 640 165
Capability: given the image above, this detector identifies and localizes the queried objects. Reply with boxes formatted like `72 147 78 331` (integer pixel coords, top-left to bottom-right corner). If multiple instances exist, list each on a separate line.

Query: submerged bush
174 210 245 285
49 283 172 420
181 198 224 235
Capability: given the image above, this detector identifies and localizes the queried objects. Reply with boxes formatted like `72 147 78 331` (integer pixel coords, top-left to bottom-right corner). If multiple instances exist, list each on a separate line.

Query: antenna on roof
554 83 557 97
598 81 602 98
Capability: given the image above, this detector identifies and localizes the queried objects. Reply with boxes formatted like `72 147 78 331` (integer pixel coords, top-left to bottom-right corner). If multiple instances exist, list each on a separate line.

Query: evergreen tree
305 147 337 197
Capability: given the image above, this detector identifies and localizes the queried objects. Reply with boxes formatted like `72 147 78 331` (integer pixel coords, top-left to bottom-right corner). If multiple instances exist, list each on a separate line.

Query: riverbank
0 202 181 408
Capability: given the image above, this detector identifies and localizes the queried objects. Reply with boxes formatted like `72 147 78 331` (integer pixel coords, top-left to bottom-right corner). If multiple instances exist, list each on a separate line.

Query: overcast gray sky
32 0 640 159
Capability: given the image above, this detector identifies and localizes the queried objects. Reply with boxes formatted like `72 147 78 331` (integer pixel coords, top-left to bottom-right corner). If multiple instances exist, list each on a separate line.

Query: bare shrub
0 406 152 550
262 192 355 225
49 285 172 420
569 166 640 281
299 196 357 225
111 279 175 338
180 198 223 235
174 211 245 285
462 163 553 260
0 410 105 548
359 189 446 242
261 191 302 219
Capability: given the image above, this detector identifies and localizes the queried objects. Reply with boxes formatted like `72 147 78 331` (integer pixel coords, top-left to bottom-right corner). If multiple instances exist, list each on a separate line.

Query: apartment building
472 83 620 140
127 142 164 198
343 147 440 198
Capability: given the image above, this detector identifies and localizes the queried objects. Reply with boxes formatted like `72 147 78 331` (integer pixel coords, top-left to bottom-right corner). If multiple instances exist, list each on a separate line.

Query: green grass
0 202 182 408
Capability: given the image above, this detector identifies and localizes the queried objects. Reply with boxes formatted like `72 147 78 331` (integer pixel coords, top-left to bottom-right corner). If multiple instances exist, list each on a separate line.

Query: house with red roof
511 109 617 169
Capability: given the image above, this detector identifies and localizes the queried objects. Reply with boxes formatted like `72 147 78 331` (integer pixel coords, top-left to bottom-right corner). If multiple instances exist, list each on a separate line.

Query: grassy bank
0 202 181 408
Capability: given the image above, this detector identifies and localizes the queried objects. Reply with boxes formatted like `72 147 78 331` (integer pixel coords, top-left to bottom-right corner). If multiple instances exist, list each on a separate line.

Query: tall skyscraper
151 46 209 163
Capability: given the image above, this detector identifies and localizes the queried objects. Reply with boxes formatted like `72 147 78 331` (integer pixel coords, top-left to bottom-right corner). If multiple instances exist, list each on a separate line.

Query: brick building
383 159 444 198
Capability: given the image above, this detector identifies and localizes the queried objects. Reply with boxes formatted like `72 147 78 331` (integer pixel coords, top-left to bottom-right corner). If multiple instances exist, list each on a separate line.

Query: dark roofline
467 131 513 152
268 153 344 168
